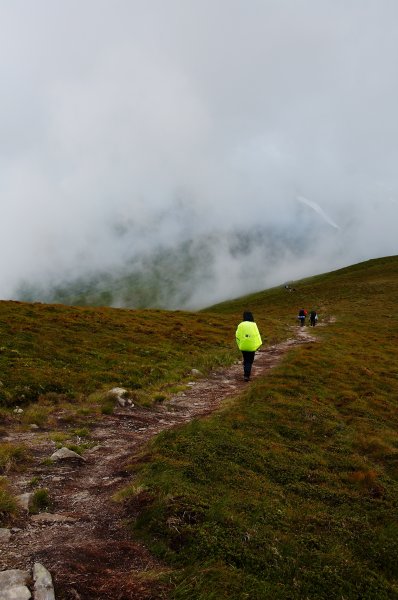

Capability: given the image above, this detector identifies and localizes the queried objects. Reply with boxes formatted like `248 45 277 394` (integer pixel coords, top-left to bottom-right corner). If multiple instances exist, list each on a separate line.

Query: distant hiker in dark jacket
310 310 318 327
235 311 262 382
298 308 307 327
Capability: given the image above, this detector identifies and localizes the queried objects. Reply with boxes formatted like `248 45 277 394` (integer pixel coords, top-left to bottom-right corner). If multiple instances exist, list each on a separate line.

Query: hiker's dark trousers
310 318 316 327
299 317 305 327
242 351 255 378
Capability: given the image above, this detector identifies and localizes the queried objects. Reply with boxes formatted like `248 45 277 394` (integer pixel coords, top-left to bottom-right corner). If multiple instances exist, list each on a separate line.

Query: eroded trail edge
2 327 318 599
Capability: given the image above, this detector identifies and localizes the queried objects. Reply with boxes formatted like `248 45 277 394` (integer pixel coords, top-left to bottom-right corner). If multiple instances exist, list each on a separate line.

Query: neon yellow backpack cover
235 321 262 351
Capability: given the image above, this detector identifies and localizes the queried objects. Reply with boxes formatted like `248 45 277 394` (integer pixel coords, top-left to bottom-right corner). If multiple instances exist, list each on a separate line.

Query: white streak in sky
296 196 341 230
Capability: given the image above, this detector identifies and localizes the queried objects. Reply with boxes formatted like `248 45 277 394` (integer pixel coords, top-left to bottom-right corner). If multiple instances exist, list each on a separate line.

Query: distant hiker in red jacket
298 308 307 327
235 311 262 382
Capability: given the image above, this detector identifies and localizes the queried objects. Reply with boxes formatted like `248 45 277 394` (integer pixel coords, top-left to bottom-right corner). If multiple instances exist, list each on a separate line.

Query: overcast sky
1 0 397 306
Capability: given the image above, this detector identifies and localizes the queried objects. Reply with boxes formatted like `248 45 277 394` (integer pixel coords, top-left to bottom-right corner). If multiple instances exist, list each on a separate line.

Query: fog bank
1 1 397 307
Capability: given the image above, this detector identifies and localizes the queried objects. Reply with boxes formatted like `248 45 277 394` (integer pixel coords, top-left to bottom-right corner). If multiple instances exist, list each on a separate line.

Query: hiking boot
244 376 249 382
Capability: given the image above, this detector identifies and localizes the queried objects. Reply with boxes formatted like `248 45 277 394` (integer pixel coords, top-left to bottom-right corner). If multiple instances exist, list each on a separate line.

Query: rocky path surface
1 327 318 599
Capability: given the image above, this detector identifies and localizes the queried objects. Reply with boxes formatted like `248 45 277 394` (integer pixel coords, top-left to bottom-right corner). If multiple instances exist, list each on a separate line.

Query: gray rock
50 447 85 461
13 408 23 414
0 570 31 600
33 563 55 600
16 493 33 511
0 585 31 600
29 424 39 430
88 445 101 453
191 369 202 376
109 387 133 407
31 513 76 523
109 387 127 396
0 528 11 542
0 570 30 587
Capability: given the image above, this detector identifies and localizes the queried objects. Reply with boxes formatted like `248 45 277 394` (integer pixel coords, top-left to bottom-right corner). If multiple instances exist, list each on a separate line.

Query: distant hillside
15 220 334 310
206 254 398 316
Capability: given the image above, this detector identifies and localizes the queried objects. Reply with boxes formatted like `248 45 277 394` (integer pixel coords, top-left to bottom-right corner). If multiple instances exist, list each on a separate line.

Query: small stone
50 447 85 462
89 445 101 452
31 513 76 523
13 408 23 414
0 585 31 599
116 397 126 407
33 563 55 600
16 493 33 511
109 387 127 396
29 424 40 430
191 369 202 376
0 528 11 542
0 570 30 587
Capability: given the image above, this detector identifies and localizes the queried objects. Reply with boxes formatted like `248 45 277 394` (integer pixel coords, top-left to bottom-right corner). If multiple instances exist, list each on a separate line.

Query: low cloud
1 1 397 307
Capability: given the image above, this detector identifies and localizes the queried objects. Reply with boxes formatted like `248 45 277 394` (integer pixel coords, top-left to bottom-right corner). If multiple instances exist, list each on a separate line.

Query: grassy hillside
1 256 398 598
0 302 241 410
119 256 398 599
0 301 243 526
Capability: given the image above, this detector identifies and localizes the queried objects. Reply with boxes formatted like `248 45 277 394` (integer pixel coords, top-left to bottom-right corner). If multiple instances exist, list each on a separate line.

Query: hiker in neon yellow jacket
236 311 262 381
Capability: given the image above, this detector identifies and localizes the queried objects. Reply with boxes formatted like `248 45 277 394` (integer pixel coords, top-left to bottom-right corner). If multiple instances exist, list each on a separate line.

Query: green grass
0 478 17 525
30 488 51 514
0 302 242 408
0 442 29 474
119 256 398 599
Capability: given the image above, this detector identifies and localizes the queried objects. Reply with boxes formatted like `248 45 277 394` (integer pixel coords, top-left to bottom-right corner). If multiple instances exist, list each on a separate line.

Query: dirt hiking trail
2 326 318 599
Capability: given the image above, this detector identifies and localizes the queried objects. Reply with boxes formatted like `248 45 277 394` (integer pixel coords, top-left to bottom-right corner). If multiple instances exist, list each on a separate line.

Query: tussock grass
122 256 398 599
30 488 51 514
0 443 29 474
0 477 17 524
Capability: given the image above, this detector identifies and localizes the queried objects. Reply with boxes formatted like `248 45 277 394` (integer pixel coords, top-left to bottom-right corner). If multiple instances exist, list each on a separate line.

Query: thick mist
1 1 398 308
